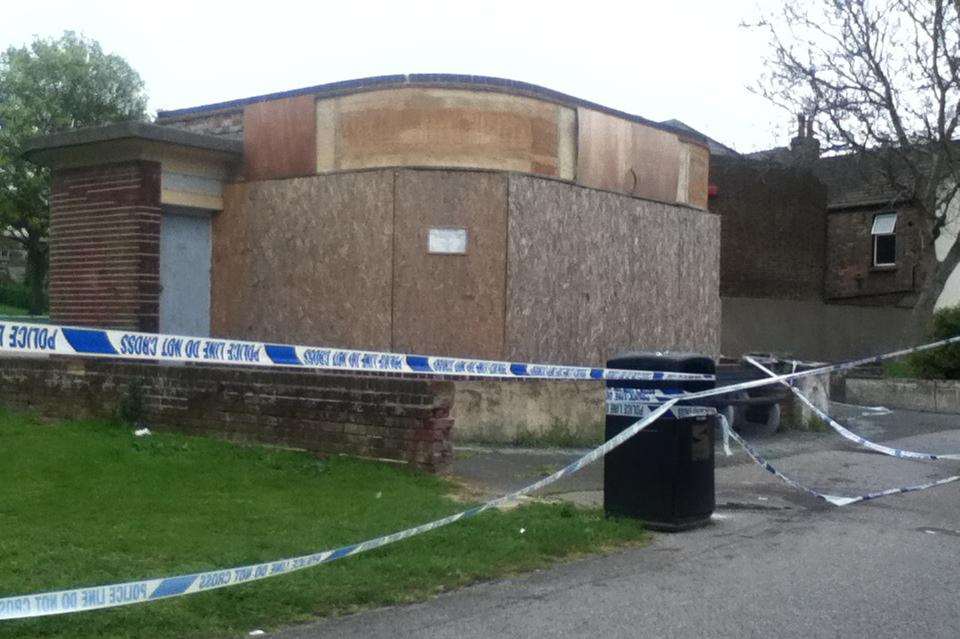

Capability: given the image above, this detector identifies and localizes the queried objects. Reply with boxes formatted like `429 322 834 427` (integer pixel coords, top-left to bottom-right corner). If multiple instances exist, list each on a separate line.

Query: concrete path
268 404 960 638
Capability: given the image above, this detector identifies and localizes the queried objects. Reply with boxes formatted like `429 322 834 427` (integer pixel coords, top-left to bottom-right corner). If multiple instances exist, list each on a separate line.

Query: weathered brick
0 357 454 472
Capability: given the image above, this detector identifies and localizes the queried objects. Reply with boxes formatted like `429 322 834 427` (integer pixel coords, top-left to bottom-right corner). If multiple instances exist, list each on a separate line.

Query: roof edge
154 73 708 145
23 121 244 160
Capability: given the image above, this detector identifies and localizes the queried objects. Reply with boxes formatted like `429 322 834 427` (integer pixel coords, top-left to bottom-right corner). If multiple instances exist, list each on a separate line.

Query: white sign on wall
428 228 468 254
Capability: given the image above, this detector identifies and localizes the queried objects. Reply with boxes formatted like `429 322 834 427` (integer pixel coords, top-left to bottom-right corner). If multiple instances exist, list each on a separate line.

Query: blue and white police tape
606 401 716 420
744 356 960 461
4 333 960 620
603 332 960 408
0 401 678 621
0 321 712 382
717 416 960 506
605 387 687 402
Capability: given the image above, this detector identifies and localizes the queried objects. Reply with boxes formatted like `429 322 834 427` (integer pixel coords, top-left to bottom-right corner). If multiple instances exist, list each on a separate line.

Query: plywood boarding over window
243 95 318 181
392 170 509 360
211 172 395 350
316 88 577 180
676 141 709 210
575 108 683 205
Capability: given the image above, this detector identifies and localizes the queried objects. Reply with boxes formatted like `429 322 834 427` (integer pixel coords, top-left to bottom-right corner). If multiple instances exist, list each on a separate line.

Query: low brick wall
845 377 960 414
0 357 455 472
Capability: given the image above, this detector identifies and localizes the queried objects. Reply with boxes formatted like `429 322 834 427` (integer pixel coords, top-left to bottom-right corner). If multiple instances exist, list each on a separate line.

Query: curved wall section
316 88 577 179
161 77 710 209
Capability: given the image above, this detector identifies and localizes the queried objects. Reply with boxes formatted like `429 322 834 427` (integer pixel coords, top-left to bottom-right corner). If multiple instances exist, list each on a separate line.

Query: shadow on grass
0 408 646 639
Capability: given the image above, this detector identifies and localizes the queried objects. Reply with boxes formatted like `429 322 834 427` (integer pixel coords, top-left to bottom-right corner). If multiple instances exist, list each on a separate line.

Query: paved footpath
269 405 960 639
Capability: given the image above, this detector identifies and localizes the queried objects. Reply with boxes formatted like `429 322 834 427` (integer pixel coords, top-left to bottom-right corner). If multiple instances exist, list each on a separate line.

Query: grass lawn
0 409 648 639
0 304 29 316
883 359 917 379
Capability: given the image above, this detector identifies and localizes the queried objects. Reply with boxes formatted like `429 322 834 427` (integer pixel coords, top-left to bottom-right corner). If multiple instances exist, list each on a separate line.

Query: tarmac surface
268 403 960 638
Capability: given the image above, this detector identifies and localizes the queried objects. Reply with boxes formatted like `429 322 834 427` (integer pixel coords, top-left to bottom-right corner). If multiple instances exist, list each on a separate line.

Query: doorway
159 207 212 337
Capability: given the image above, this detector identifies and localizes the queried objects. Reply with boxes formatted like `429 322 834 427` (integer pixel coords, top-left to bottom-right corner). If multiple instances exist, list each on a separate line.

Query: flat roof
23 121 243 159
155 73 708 145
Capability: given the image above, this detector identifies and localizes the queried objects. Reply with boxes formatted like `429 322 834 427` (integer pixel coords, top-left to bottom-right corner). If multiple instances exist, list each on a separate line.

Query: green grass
883 359 917 379
0 409 647 639
0 304 29 316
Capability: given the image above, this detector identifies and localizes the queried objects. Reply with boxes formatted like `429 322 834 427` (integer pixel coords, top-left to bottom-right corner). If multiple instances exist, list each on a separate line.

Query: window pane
874 234 896 265
872 212 897 235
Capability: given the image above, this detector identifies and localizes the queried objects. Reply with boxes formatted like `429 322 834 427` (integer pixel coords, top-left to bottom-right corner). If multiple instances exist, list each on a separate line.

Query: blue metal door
160 209 211 337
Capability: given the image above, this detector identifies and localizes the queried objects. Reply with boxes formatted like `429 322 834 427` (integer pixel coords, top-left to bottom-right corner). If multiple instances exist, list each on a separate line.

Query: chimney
789 113 821 167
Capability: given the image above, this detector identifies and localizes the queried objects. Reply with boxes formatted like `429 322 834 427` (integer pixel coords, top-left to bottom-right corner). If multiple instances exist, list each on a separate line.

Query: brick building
709 118 955 360
24 74 721 365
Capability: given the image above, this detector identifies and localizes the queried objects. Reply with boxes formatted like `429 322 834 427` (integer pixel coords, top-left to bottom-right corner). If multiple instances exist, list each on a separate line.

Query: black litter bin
604 352 716 531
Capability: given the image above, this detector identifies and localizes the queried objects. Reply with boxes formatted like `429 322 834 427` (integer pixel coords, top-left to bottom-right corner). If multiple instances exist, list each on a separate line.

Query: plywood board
243 95 317 181
576 108 682 204
320 88 571 178
392 170 509 359
684 142 710 210
211 172 394 349
504 175 721 364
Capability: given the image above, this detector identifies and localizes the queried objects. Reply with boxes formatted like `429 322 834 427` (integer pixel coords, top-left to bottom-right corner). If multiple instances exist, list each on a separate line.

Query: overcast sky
4 0 791 153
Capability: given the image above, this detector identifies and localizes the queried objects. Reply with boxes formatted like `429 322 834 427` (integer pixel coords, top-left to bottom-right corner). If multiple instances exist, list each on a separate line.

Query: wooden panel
392 170 508 359
557 106 577 181
575 108 681 204
504 175 721 364
322 88 570 177
684 142 710 210
211 173 395 349
243 95 317 181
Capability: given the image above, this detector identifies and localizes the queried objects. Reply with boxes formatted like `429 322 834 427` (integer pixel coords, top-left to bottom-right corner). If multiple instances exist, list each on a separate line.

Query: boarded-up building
25 74 720 364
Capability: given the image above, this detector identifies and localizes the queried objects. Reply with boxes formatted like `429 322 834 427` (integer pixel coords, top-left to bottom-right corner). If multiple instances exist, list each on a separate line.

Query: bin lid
607 351 716 376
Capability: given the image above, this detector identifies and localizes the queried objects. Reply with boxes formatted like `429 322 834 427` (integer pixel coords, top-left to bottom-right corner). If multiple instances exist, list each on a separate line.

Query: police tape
606 388 685 402
0 401 679 621
606 401 716 420
744 356 960 462
3 332 960 620
0 321 713 382
717 416 960 507
605 333 960 407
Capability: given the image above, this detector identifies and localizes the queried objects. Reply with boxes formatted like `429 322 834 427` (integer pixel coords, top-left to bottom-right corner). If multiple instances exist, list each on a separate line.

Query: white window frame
871 212 897 267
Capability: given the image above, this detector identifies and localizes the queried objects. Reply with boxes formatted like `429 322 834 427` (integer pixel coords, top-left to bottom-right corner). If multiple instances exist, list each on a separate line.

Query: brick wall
156 110 244 139
0 357 455 473
710 158 828 300
824 205 931 304
49 161 161 331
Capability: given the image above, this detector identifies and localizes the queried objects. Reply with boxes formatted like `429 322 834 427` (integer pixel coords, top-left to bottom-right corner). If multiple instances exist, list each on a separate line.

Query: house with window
704 117 956 361
811 148 938 310
871 213 897 268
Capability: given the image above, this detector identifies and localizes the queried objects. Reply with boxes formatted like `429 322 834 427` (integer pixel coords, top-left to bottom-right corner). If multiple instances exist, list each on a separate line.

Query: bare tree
749 0 960 338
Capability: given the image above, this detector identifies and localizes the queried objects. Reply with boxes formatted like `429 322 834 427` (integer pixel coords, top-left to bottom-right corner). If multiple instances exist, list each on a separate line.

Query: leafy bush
0 280 31 310
116 377 147 426
908 305 960 379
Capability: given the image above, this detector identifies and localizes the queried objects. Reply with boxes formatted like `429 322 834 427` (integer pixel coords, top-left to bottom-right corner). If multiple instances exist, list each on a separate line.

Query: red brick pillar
49 160 161 331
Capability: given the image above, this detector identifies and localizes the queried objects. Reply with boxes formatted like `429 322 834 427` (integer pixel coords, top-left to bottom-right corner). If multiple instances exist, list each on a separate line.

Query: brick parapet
0 358 455 473
157 110 244 139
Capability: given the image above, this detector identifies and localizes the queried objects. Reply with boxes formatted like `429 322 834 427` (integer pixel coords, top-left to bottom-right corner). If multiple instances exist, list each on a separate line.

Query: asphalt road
268 405 960 639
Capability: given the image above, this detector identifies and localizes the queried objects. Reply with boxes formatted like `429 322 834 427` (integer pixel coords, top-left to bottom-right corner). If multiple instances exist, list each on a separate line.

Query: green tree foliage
0 32 147 314
908 304 960 379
